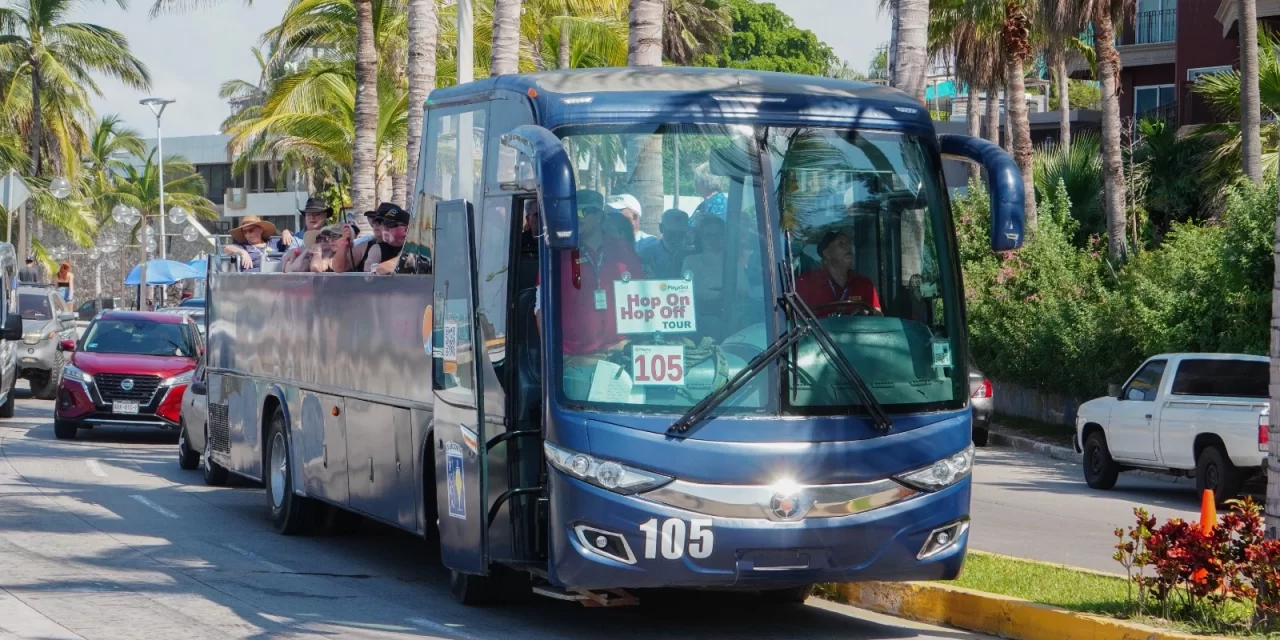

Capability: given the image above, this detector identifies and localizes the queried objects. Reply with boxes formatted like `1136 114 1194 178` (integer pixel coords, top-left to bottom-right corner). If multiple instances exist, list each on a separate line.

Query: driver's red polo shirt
538 238 643 355
795 268 881 318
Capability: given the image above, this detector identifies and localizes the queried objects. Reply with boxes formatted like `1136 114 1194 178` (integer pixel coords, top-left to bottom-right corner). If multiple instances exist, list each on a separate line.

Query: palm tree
0 0 149 179
628 0 662 66
628 0 663 233
99 150 217 254
931 3 1001 181
889 0 929 102
491 0 523 75
1240 0 1262 183
82 115 145 216
662 0 728 66
1191 27 1280 188
350 0 379 216
405 0 438 208
1041 0 1130 261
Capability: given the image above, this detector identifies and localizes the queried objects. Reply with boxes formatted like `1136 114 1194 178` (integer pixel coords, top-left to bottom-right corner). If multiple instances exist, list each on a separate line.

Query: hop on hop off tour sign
613 279 697 335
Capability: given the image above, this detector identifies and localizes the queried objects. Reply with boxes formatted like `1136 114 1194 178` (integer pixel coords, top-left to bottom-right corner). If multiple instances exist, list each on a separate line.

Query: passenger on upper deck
638 208 689 279
795 229 882 318
534 190 643 357
330 211 382 273
363 203 408 274
280 197 332 256
224 216 289 272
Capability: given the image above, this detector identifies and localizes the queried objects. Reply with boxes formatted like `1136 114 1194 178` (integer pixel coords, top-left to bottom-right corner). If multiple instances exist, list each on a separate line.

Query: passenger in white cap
607 193 656 248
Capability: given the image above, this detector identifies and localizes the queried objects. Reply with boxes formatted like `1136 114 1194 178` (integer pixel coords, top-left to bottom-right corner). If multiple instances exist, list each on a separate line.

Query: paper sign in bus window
443 322 458 374
614 279 696 334
632 345 686 386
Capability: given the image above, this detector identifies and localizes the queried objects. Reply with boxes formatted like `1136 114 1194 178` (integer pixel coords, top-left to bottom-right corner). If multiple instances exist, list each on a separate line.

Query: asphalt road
0 386 994 640
968 447 1201 574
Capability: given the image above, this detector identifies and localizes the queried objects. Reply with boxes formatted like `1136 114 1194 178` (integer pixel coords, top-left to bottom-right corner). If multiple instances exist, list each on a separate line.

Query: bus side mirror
501 125 578 249
938 134 1025 252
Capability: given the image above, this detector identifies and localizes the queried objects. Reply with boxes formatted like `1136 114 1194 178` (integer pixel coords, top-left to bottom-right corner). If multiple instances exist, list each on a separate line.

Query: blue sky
72 0 890 137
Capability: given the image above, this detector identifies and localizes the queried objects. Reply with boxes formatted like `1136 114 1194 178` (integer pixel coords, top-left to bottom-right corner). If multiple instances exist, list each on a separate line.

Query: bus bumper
545 471 970 590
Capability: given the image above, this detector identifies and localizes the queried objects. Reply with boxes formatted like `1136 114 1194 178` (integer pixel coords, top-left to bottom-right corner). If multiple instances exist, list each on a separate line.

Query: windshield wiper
668 309 815 437
782 291 893 431
668 294 894 437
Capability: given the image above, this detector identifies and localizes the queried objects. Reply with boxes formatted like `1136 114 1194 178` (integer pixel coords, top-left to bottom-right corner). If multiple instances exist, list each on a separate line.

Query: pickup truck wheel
1196 446 1242 503
972 426 989 447
31 351 65 401
1083 432 1120 490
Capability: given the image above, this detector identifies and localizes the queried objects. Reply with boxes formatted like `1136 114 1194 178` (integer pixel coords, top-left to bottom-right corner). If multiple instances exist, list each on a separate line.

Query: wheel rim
1206 462 1220 489
269 431 287 508
178 428 187 457
1088 444 1102 475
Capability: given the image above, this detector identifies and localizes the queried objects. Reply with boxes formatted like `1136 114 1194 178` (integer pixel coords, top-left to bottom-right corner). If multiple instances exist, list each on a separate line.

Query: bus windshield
552 123 965 417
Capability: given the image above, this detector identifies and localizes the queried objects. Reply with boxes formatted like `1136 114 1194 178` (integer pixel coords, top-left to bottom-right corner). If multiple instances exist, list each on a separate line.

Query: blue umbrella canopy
185 258 208 278
125 259 201 286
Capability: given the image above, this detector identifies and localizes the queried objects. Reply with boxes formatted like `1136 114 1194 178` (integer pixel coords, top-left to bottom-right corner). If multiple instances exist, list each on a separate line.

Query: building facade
1068 0 1263 130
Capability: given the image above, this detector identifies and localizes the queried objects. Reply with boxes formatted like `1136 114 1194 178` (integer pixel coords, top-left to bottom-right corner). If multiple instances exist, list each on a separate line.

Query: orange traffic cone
1192 489 1216 585
1200 489 1217 535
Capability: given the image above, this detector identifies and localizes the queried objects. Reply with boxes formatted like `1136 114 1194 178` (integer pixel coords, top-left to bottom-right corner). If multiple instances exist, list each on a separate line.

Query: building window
1134 0 1175 44
1134 84 1175 118
1187 65 1232 83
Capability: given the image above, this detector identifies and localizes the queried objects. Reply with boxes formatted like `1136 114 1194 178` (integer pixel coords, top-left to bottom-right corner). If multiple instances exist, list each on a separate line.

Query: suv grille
95 373 161 403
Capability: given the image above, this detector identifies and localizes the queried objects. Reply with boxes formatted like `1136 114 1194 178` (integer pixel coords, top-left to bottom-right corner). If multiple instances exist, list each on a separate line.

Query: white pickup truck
1075 353 1269 501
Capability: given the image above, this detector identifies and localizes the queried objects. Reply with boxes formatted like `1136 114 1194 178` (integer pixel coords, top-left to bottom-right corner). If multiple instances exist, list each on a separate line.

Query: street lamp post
140 97 174 307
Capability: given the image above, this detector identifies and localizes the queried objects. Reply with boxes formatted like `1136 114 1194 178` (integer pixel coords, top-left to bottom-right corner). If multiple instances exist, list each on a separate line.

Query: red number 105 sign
632 345 685 386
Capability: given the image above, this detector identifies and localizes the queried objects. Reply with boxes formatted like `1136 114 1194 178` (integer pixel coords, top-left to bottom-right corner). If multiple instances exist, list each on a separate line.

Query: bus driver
796 229 882 318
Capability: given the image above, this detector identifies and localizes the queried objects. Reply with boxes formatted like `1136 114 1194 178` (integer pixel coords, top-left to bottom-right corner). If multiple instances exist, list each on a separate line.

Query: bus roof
426 67 934 133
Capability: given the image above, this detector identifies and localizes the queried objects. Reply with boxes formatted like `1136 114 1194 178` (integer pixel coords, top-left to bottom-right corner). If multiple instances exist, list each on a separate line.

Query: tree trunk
391 170 406 205
629 0 664 233
351 0 379 226
559 21 572 69
490 0 523 76
966 88 981 183
891 0 929 103
1006 58 1037 231
1095 8 1128 262
405 0 438 212
985 82 1001 146
1269 180 1280 540
1241 0 1263 183
1056 54 1071 149
628 0 664 67
25 58 40 261
1003 87 1012 151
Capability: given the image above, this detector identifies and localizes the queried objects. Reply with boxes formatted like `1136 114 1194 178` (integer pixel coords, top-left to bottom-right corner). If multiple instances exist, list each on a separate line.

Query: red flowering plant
1115 497 1280 631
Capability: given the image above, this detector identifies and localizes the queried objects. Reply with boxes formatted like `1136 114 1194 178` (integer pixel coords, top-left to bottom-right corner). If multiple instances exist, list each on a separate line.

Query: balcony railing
1133 9 1176 45
1137 100 1178 126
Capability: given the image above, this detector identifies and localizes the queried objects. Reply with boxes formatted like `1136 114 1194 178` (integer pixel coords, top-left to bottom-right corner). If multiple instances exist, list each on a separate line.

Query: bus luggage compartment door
431 200 489 576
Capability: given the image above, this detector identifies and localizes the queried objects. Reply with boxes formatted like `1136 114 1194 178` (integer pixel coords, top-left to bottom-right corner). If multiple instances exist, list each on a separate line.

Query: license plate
112 401 139 414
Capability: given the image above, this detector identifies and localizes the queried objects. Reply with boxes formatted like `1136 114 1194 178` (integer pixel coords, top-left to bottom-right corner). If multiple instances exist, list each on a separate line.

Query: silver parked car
17 285 77 399
969 366 993 446
177 357 228 484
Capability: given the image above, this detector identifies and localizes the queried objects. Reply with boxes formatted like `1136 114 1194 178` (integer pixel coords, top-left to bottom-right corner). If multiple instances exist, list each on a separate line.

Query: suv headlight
895 443 975 492
63 364 92 384
162 370 195 387
544 442 672 495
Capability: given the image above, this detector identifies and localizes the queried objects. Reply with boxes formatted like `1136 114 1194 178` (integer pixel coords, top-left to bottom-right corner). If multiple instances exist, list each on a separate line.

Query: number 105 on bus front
632 345 684 386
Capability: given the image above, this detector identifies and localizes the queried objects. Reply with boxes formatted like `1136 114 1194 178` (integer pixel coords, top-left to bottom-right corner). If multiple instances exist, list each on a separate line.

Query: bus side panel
300 391 349 507
221 373 264 481
346 399 417 529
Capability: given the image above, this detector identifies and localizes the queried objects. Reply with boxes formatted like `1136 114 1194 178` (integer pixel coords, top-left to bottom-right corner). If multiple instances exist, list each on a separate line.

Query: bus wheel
449 568 502 606
760 584 814 604
265 407 316 535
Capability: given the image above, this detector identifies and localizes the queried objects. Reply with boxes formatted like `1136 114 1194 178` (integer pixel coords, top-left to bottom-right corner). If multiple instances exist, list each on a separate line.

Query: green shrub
955 177 1273 397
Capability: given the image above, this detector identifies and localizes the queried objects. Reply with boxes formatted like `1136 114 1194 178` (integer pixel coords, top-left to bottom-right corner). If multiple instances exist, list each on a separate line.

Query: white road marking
85 459 106 477
407 617 482 640
129 494 178 519
223 543 293 574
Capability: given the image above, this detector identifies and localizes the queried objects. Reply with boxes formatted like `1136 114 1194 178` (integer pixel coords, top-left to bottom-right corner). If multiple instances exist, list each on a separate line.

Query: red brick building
1068 0 1268 129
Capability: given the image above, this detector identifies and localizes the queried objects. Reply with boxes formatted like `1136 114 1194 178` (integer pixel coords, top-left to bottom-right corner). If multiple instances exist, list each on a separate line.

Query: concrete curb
987 429 1079 462
838 581 1212 640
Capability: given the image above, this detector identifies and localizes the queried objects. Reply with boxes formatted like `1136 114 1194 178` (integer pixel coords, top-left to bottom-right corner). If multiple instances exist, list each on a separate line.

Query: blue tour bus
201 67 1024 607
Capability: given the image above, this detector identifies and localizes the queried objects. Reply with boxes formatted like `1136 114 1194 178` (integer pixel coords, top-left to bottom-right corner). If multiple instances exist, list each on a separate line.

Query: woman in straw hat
224 216 287 272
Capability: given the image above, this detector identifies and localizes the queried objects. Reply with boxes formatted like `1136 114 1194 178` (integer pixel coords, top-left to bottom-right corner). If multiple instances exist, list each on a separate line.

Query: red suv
53 311 203 440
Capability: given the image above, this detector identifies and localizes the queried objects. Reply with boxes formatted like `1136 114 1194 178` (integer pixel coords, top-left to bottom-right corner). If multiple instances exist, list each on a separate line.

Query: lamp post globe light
48 176 71 200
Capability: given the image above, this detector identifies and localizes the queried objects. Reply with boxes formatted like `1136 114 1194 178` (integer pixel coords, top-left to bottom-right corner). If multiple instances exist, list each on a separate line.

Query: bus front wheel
265 407 316 535
449 568 503 606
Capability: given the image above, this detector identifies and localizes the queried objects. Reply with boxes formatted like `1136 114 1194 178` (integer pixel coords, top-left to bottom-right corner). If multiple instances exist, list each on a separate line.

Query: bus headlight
544 442 672 495
895 443 975 492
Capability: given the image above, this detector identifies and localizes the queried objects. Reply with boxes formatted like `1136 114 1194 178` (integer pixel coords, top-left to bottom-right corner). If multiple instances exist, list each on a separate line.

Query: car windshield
550 123 964 416
180 298 204 308
81 320 197 357
19 294 51 321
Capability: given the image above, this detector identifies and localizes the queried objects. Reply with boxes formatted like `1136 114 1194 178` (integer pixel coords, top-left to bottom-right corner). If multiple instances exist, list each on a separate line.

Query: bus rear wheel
265 407 316 535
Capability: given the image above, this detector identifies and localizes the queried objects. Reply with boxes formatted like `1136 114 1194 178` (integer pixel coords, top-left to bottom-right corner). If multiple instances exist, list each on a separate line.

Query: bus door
432 199 490 575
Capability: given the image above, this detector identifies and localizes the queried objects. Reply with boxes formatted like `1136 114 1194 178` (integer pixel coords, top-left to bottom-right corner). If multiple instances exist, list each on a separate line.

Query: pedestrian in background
56 262 73 303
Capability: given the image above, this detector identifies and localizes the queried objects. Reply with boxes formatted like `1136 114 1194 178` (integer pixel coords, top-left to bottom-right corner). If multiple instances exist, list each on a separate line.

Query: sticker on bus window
445 443 466 520
442 322 458 374
614 279 696 334
632 345 685 386
932 340 953 367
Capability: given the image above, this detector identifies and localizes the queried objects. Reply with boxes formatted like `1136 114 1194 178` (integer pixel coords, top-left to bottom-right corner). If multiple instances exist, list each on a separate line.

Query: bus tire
760 584 813 604
265 407 316 535
449 568 502 606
